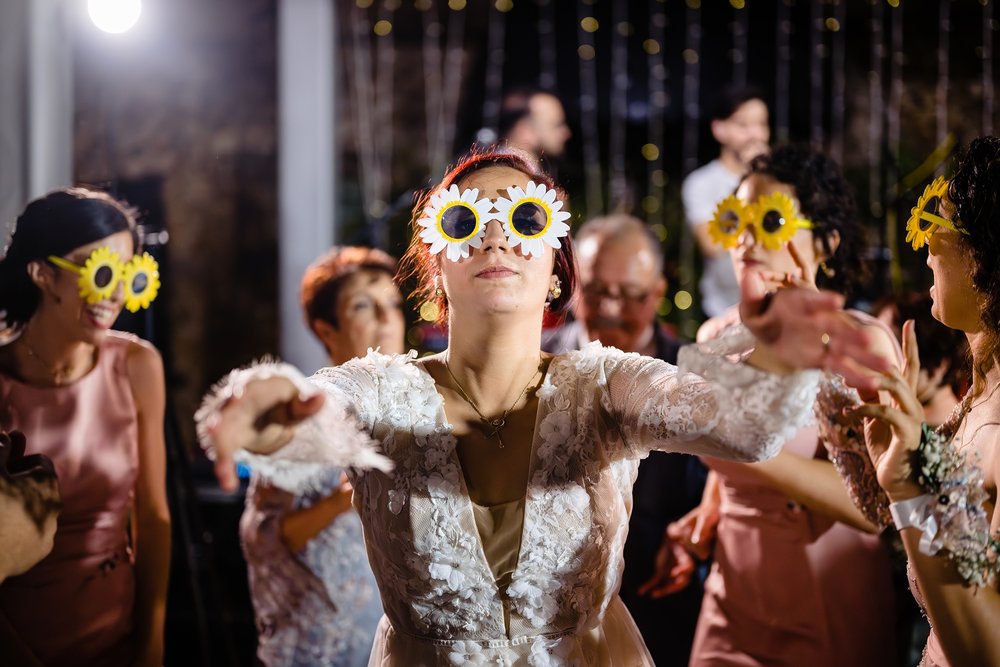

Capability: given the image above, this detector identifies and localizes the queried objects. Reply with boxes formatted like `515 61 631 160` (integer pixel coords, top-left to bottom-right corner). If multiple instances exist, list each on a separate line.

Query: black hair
498 86 561 139
946 136 1000 373
0 188 138 333
710 84 767 122
745 144 868 296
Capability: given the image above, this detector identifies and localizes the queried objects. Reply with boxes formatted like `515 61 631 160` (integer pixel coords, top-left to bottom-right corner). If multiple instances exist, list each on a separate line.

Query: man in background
543 214 706 666
681 85 770 318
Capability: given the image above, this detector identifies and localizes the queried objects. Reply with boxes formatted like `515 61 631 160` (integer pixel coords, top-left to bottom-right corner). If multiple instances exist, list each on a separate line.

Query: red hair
399 146 577 325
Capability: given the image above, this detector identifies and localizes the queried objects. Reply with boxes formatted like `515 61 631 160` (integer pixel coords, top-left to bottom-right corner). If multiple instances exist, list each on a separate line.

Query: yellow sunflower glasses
48 246 161 312
905 176 968 250
708 192 813 250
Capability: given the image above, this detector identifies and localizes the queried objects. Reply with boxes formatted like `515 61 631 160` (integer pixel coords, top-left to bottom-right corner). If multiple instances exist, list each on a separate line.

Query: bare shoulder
123 337 164 381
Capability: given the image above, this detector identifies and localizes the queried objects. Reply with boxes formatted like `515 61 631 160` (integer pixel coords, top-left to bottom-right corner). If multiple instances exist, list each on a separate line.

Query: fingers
738 270 769 321
901 320 922 390
214 452 239 493
787 243 818 289
878 366 924 420
845 403 918 440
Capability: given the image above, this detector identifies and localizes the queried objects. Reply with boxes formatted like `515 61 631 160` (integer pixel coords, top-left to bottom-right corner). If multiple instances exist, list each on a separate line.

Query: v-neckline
415 357 555 596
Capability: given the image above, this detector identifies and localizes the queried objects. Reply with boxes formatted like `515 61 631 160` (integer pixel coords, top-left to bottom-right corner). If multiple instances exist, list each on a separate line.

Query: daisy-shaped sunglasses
904 176 968 250
48 246 161 312
418 181 571 261
708 192 813 251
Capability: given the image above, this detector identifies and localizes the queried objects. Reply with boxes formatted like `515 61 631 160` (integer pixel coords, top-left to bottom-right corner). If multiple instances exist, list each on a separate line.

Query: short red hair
399 146 577 325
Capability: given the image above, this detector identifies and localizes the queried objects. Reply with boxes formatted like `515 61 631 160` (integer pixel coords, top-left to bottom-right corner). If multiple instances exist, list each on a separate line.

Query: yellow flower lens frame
436 202 482 243
905 176 967 250
48 247 160 310
123 253 161 312
707 195 748 249
749 192 813 251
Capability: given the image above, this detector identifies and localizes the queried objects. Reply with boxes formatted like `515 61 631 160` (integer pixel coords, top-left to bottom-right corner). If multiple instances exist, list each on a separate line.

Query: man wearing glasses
543 214 705 667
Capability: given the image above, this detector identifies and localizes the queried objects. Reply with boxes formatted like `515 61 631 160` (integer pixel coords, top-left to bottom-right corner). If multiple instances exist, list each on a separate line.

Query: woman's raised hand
205 376 325 492
740 270 890 392
846 320 926 501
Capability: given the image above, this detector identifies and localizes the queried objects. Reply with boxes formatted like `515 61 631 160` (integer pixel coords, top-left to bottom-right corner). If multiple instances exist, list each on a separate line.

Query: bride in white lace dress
199 149 889 666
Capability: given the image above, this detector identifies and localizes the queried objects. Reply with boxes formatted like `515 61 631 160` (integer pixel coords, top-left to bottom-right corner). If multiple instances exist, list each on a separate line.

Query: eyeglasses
905 176 968 250
48 246 160 312
582 284 652 306
708 192 813 250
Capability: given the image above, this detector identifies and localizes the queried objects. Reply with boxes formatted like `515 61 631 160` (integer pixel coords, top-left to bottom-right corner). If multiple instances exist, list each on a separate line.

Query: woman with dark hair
851 137 1000 666
199 147 886 665
0 188 170 667
648 145 899 667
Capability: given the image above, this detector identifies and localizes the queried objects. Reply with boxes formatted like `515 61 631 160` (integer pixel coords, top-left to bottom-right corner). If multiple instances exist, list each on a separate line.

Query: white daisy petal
553 211 571 224
543 188 557 205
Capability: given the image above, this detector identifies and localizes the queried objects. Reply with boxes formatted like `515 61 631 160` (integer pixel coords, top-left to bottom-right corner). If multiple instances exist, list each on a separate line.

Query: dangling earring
434 275 444 298
819 260 835 278
547 275 562 302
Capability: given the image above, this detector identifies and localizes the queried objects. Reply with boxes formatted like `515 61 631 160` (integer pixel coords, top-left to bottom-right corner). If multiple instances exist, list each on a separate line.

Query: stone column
0 0 73 249
278 0 337 371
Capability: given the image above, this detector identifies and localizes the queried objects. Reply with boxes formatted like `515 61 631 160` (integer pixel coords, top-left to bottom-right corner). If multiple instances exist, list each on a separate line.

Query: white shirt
681 159 743 317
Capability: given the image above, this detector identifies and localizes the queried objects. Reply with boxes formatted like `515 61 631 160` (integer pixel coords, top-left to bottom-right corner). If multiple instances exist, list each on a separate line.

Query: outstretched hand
740 271 890 392
845 320 926 501
205 377 325 492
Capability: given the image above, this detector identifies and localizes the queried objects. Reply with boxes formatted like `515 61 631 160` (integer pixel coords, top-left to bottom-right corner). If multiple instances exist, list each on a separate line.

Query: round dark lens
95 265 114 288
720 210 740 234
131 272 148 294
919 197 940 231
440 205 477 240
761 209 786 234
511 202 548 237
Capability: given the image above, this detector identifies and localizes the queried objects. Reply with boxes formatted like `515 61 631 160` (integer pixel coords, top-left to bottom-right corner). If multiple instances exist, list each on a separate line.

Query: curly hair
399 146 577 326
746 145 869 297
946 136 1000 369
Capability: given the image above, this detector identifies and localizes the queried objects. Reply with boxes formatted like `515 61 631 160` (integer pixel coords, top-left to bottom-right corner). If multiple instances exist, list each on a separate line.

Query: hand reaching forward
846 320 926 501
740 270 890 392
204 376 325 492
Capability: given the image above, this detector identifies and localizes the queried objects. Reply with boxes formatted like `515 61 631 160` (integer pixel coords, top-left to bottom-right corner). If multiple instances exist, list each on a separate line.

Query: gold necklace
21 339 76 385
444 358 542 449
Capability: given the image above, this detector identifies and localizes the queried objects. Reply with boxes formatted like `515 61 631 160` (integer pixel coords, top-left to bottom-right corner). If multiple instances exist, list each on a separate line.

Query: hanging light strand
868 0 885 220
887 0 904 290
680 1 701 335
731 1 748 87
646 0 667 231
830 0 847 164
936 0 950 165
481 2 507 138
538 0 557 89
422 4 445 177
346 2 381 223
577 0 604 215
775 1 791 142
809 0 825 150
984 0 995 136
609 0 629 209
373 1 396 222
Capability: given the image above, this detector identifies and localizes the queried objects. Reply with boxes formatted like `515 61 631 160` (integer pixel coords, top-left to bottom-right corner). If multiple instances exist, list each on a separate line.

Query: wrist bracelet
888 494 935 532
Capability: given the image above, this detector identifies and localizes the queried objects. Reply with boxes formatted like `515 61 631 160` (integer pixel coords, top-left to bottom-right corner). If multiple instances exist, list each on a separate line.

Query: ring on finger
820 332 831 356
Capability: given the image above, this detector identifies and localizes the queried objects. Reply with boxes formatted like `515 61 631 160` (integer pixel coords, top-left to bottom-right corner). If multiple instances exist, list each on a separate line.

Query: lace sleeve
196 360 393 495
606 324 820 461
815 374 893 528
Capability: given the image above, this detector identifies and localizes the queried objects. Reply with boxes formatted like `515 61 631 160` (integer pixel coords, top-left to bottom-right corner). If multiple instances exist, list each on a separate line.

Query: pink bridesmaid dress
690 423 898 667
0 331 140 666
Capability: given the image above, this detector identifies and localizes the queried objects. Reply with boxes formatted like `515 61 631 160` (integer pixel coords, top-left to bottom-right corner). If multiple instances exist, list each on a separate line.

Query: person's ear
710 119 727 145
814 228 841 263
652 275 667 300
312 319 341 357
26 260 55 292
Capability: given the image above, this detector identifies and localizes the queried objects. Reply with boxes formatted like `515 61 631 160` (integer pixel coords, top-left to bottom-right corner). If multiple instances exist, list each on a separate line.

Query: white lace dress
206 333 818 667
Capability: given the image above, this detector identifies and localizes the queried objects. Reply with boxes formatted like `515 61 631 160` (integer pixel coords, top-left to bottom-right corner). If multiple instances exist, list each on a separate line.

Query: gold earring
819 260 835 278
548 275 562 301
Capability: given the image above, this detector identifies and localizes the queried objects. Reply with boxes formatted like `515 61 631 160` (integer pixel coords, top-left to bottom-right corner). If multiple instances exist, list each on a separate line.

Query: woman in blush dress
0 188 171 666
240 246 402 666
647 145 899 667
198 147 889 666
851 137 1000 667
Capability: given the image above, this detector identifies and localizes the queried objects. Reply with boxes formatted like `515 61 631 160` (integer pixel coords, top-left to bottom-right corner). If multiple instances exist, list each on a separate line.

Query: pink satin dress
0 331 139 666
690 423 897 667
